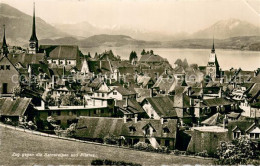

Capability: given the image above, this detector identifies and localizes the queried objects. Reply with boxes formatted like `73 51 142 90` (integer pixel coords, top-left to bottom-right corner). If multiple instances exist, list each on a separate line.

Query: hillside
40 34 161 48
0 127 213 165
162 36 260 50
192 19 260 39
0 3 67 45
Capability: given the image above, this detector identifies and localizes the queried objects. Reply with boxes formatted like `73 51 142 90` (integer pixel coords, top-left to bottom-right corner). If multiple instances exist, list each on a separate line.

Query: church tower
28 2 38 54
206 39 220 79
2 24 8 56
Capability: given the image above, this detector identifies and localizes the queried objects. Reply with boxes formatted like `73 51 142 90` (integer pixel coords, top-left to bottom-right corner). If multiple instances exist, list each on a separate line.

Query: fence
0 122 213 160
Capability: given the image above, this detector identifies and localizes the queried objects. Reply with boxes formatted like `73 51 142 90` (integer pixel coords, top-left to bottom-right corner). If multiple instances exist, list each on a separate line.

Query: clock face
29 43 35 48
209 68 214 73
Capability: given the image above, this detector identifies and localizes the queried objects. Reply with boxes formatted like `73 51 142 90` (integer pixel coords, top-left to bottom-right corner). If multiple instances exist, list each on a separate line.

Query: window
233 132 241 139
165 140 170 147
250 133 254 139
2 83 7 94
94 110 97 114
101 109 104 114
133 139 139 145
129 126 136 133
6 65 10 70
0 65 4 70
102 93 105 97
163 127 170 134
255 133 259 139
113 92 117 95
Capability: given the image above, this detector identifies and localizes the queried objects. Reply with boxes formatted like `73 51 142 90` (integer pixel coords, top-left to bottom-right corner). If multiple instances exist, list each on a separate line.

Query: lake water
81 47 260 71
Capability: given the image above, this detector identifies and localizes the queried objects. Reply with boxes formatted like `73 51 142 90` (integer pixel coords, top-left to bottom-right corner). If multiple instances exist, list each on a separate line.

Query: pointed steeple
2 24 8 56
30 2 38 42
28 2 38 54
211 36 215 53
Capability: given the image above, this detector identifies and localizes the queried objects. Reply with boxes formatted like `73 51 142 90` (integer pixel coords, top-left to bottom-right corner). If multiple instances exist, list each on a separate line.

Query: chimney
150 88 154 98
123 115 127 123
52 75 55 89
134 114 138 123
188 87 191 96
160 118 164 124
219 87 222 98
124 98 128 107
223 114 228 129
41 100 46 109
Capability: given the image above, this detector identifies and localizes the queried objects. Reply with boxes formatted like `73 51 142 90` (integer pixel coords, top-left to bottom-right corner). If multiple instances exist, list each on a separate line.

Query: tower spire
2 24 8 56
28 2 38 54
211 36 215 53
30 2 38 42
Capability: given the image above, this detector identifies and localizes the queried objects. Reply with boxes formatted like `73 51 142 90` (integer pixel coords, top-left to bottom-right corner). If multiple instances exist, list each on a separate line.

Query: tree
150 50 154 55
46 94 55 106
129 51 137 62
216 136 258 165
13 85 22 97
141 49 146 55
190 63 198 70
182 58 189 69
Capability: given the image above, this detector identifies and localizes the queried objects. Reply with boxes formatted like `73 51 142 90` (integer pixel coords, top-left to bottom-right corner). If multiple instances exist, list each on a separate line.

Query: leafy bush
195 150 208 157
133 142 170 154
91 159 141 166
216 136 258 165
104 135 119 145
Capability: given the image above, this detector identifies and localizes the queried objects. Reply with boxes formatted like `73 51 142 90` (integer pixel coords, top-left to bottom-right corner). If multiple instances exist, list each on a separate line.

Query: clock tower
206 39 220 79
28 3 38 54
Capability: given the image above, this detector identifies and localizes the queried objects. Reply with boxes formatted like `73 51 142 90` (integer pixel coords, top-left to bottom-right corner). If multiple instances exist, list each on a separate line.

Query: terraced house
75 116 178 149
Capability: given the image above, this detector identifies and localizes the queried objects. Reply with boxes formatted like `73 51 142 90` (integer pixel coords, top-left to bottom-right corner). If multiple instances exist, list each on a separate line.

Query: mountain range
0 3 260 51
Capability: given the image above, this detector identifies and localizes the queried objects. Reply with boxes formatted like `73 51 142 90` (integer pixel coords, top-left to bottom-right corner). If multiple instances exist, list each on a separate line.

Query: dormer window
129 126 136 133
163 127 170 134
233 131 241 139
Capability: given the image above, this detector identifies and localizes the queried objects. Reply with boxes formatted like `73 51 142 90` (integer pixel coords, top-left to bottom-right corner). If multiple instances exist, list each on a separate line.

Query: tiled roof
134 88 151 103
227 120 255 135
75 117 124 139
116 86 136 96
8 53 45 67
137 75 152 87
248 83 260 99
227 112 241 119
202 98 234 107
121 119 178 138
30 64 52 79
145 96 177 118
87 61 112 74
201 113 220 126
0 98 32 116
45 45 79 60
153 76 175 93
110 61 132 69
75 117 178 139
139 54 166 62
116 99 145 114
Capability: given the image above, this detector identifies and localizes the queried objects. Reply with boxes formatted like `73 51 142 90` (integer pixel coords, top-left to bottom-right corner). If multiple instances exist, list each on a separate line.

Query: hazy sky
2 0 260 34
